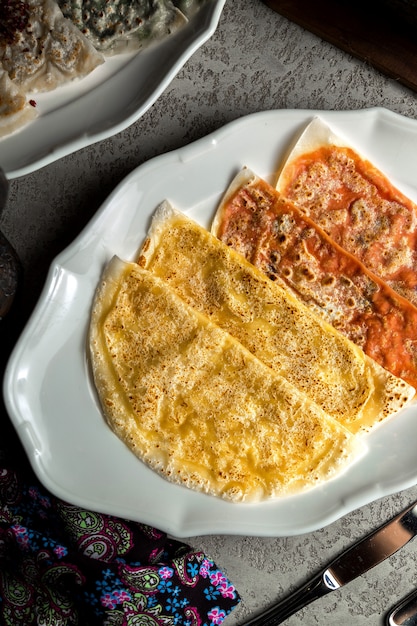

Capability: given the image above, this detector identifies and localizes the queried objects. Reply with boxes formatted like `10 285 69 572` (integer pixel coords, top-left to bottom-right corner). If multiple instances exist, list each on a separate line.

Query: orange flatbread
276 117 417 307
212 167 417 391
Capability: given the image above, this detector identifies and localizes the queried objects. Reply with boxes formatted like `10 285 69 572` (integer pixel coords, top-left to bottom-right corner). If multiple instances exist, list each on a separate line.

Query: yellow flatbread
138 202 414 434
89 256 363 502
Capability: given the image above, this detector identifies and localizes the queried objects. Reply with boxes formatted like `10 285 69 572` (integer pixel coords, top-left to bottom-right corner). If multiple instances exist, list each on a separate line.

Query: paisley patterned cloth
0 463 241 625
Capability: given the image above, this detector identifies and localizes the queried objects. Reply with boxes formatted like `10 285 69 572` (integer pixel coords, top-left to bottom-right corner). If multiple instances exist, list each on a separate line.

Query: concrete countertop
3 1 417 623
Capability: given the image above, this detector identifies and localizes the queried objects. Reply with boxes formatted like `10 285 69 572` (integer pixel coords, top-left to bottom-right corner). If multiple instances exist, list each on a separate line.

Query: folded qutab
138 202 414 435
0 0 104 93
0 69 38 139
0 0 104 138
212 167 417 391
57 0 187 55
89 257 364 503
276 117 417 308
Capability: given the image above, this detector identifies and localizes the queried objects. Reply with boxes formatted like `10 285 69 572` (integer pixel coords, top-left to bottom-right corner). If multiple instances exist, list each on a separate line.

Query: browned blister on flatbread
0 69 38 138
139 202 414 435
89 256 364 502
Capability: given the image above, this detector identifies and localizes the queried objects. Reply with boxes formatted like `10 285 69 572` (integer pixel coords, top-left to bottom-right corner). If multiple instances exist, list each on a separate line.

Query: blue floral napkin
0 462 241 625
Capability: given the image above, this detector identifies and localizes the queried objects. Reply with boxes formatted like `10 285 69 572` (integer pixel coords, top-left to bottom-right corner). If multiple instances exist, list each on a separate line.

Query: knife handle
244 571 332 625
387 589 417 625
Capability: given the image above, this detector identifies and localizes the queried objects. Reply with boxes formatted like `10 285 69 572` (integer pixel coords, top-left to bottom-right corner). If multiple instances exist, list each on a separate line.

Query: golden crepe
276 117 417 307
211 167 417 391
138 202 414 435
89 256 364 502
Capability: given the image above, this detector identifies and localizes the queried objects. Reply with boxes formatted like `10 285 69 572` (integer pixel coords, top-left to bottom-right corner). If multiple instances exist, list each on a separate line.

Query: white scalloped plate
4 108 417 538
0 0 225 180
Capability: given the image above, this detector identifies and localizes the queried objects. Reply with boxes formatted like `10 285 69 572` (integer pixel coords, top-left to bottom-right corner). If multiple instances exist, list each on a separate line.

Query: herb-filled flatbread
89 256 364 502
57 0 187 55
0 0 104 94
138 202 414 434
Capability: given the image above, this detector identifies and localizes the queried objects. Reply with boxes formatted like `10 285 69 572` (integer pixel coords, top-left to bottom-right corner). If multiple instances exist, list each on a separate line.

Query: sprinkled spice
0 0 30 45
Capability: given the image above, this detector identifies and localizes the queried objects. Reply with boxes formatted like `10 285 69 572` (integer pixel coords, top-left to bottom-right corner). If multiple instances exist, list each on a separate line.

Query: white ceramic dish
0 0 225 180
4 107 417 538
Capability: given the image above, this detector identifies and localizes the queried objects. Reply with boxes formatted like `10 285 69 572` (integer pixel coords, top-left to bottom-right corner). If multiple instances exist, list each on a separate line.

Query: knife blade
245 499 417 625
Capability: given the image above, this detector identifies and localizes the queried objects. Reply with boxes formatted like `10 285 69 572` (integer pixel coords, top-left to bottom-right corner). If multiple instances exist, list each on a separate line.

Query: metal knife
244 499 417 625
387 589 417 625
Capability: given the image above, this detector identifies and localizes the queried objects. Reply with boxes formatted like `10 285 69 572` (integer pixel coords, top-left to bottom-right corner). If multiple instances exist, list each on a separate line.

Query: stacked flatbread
89 203 414 503
212 117 417 400
90 256 364 502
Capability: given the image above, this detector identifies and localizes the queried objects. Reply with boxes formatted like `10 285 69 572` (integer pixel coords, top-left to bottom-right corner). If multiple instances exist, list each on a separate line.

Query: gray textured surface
3 1 417 623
